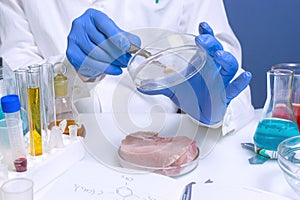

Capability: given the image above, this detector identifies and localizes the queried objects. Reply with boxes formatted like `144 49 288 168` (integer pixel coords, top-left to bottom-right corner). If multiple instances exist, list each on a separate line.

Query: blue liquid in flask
253 118 299 153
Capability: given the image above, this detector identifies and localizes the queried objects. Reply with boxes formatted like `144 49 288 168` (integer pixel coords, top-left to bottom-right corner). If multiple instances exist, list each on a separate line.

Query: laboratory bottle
253 69 299 159
1 94 27 172
53 62 82 135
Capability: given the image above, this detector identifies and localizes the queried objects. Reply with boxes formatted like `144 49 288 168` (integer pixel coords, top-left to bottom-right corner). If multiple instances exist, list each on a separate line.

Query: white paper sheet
37 160 184 200
192 183 292 200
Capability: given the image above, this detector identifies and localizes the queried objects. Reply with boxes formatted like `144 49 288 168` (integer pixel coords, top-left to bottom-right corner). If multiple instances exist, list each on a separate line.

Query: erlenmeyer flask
53 62 84 136
253 69 299 159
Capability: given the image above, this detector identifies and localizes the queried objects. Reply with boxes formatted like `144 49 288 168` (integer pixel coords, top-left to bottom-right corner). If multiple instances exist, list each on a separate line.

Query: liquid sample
0 105 4 120
293 103 300 130
253 118 299 152
27 87 42 156
14 157 27 172
272 104 294 121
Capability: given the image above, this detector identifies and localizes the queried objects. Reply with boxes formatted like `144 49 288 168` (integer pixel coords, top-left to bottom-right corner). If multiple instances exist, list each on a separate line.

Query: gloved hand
139 22 252 125
66 9 140 78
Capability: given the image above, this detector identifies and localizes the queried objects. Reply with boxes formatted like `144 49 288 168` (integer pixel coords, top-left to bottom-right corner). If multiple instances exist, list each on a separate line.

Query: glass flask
253 69 299 159
272 63 300 130
53 62 84 136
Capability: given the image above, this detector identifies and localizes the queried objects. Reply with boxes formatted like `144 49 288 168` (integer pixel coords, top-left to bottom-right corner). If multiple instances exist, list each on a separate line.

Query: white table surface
177 109 298 199
34 109 299 200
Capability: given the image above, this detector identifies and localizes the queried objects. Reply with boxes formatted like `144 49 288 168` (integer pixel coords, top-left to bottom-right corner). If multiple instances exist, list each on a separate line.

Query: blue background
224 0 300 108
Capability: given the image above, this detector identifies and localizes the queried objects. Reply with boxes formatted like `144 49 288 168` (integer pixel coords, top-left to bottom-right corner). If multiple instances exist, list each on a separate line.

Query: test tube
28 64 56 150
1 94 27 172
27 66 43 156
14 68 29 135
0 58 6 120
39 63 56 146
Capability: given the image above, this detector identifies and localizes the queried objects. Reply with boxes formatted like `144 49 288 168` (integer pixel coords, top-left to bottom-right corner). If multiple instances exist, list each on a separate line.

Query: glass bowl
277 135 300 196
117 147 200 177
127 32 216 91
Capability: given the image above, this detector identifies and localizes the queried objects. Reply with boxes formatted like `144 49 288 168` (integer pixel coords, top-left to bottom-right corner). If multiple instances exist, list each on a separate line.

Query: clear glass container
272 63 300 130
118 147 200 177
1 94 27 172
27 66 43 156
53 62 84 136
277 135 300 197
253 69 299 159
39 63 56 143
127 32 217 92
14 68 29 135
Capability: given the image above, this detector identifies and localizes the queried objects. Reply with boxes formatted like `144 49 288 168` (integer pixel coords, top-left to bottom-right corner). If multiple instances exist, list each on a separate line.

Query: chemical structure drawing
73 175 161 200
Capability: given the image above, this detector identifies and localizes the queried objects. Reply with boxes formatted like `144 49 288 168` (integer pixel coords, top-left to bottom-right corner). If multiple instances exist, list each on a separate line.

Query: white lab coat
0 0 255 135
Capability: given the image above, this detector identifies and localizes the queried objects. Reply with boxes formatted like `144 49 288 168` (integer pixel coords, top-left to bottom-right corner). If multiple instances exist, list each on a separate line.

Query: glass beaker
127 32 215 91
253 69 299 159
272 63 300 130
127 30 225 123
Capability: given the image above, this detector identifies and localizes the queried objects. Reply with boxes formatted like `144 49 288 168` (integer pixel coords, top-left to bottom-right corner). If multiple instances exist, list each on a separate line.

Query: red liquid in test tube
14 157 27 172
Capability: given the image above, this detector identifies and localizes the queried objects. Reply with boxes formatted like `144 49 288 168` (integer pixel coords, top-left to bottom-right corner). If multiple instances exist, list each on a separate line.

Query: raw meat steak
119 131 198 168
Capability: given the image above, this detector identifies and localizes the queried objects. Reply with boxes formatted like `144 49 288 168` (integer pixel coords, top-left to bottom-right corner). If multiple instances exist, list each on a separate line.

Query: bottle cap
1 94 21 113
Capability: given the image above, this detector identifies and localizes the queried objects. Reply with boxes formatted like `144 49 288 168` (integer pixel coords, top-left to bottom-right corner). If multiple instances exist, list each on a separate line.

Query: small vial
68 125 78 140
1 94 27 172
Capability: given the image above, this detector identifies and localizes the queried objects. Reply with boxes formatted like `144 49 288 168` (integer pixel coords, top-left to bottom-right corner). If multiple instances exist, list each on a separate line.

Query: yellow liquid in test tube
27 87 43 156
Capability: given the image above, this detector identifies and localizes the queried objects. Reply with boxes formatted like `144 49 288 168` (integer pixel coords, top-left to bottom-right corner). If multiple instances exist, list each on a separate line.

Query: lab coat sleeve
0 0 56 70
182 0 255 135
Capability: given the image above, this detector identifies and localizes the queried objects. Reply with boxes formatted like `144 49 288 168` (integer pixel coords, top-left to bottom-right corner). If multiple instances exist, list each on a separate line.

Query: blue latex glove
139 22 252 125
66 9 140 78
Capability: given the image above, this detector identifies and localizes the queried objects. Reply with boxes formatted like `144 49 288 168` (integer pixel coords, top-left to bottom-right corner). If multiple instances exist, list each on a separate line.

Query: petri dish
127 32 208 91
118 147 200 177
